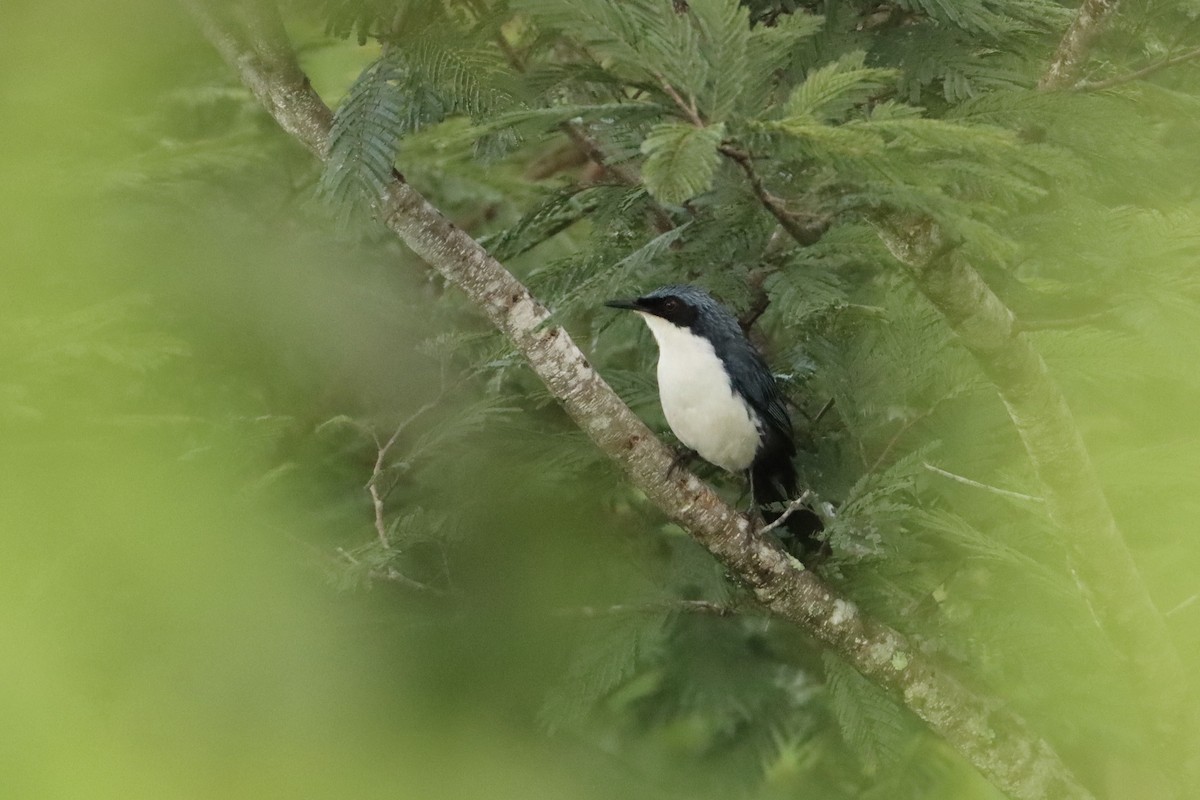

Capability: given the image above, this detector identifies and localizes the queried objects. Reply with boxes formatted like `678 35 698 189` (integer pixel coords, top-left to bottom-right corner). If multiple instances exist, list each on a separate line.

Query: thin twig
335 547 445 596
759 490 814 536
865 390 963 474
718 144 830 246
866 409 931 475
367 402 437 546
559 124 676 232
1167 594 1199 618
1015 309 1113 331
557 599 739 618
486 17 675 232
662 71 833 258
656 74 704 127
369 567 447 594
1070 45 1200 91
812 396 836 426
922 463 1044 503
738 267 773 331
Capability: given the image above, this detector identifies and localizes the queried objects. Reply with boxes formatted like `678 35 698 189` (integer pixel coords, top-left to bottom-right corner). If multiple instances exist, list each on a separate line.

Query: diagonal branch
559 123 676 233
186 0 332 157
473 6 676 233
921 462 1044 504
758 490 813 536
1038 0 1122 90
656 74 830 248
719 144 830 246
1041 0 1200 93
1070 45 1200 91
183 4 1094 798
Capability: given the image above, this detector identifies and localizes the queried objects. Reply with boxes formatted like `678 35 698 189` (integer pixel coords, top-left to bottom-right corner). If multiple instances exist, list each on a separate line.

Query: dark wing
727 340 794 455
691 291 794 455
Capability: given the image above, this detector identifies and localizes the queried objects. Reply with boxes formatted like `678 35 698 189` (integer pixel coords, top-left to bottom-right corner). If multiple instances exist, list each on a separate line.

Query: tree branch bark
1038 0 1121 90
182 2 1094 798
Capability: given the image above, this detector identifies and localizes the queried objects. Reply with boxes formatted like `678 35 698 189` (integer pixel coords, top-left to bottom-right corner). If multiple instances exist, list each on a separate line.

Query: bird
605 285 821 547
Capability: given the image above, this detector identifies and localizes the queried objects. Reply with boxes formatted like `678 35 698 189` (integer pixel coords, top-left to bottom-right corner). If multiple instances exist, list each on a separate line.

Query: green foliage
76 0 1200 797
541 609 672 730
822 652 914 773
321 12 516 214
780 52 895 123
288 4 1200 787
321 55 412 216
639 121 725 204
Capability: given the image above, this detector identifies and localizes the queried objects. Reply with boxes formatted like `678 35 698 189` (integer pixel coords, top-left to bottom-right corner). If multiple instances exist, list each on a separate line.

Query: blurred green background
4 1 1200 799
1 5 611 799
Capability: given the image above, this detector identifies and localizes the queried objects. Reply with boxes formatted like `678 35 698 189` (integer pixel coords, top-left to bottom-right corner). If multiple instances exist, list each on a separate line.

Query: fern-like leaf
540 611 670 730
687 0 751 121
782 52 896 123
640 121 726 204
320 58 410 218
822 652 914 773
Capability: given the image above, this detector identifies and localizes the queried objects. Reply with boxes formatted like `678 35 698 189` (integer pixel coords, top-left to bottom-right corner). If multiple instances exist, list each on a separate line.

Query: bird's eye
662 298 679 312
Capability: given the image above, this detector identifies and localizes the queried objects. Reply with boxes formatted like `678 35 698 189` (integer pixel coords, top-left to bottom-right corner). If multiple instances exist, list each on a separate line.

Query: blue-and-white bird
606 285 819 542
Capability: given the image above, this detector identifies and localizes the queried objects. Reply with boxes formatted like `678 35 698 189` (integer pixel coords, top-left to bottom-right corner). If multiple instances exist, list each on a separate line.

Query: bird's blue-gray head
604 285 739 339
605 284 778 410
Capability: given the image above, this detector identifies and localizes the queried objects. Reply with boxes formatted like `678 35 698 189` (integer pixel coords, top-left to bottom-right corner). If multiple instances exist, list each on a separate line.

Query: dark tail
751 453 824 552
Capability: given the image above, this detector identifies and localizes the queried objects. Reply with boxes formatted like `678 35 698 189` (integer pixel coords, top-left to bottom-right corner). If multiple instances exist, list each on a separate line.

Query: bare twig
718 144 830 246
922 463 1044 504
759 490 814 536
369 566 446 594
1015 310 1113 332
559 124 635 184
335 547 445 595
812 396 835 426
659 76 835 252
738 267 773 332
474 6 676 232
1167 594 1199 618
656 74 704 127
559 124 676 233
1070 45 1200 91
558 600 739 618
366 402 436 547
865 392 958 475
656 72 834 250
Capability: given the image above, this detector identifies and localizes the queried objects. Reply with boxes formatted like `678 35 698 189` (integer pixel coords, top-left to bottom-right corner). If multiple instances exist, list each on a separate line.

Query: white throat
637 313 761 473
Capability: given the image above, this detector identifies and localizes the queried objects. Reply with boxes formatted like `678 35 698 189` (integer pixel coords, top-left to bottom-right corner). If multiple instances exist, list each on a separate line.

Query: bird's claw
667 447 698 479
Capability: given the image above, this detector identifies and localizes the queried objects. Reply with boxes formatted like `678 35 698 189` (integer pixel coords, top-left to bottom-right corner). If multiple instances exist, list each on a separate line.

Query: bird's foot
744 506 766 528
666 447 698 480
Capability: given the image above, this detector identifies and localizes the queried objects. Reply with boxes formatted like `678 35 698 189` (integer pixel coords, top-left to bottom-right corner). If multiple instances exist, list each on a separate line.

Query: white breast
638 313 761 473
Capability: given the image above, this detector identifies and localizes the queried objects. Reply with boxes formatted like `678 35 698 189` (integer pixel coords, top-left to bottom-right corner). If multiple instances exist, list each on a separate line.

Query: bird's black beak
604 298 640 311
